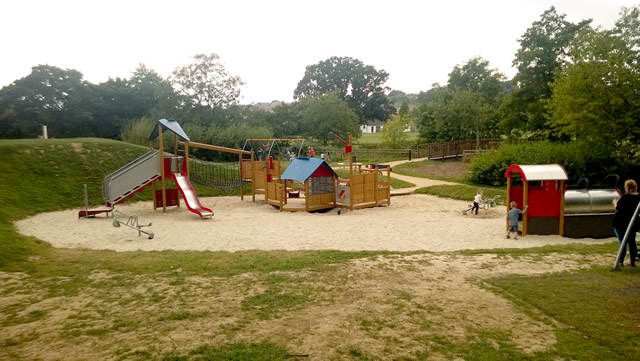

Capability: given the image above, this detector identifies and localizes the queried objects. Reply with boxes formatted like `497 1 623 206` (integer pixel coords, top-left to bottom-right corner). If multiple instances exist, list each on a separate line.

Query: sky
1 0 637 104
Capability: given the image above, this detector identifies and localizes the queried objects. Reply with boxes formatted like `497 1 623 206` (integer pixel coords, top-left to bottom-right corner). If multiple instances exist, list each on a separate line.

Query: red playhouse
505 164 620 238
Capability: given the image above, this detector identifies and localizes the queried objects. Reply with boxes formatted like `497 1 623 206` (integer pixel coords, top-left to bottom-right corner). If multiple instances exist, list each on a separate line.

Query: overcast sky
1 0 636 104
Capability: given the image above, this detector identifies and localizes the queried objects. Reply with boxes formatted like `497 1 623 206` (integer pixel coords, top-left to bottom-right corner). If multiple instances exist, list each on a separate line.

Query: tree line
0 5 638 160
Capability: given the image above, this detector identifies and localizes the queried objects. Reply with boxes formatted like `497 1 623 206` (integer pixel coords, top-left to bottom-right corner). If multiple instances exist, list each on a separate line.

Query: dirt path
385 157 458 195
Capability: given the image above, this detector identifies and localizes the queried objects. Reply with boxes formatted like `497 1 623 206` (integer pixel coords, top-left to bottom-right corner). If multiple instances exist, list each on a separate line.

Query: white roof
505 164 568 181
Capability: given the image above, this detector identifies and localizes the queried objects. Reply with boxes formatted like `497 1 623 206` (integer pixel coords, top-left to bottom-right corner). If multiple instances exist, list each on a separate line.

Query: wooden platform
78 207 113 218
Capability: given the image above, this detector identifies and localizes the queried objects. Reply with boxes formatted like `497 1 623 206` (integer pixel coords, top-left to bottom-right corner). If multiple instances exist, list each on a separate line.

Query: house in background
360 120 385 134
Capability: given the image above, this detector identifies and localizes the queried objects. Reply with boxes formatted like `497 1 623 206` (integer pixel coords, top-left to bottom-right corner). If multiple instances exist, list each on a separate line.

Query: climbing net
188 156 247 189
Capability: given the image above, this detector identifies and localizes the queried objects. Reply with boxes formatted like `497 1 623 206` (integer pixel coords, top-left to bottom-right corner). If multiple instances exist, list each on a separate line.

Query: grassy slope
0 138 148 267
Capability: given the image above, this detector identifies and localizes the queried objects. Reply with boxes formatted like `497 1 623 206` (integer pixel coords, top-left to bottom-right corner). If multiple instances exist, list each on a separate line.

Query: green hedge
468 141 628 187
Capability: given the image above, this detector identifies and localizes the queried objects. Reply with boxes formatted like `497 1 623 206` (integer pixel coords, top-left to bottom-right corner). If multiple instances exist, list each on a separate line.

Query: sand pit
15 194 615 252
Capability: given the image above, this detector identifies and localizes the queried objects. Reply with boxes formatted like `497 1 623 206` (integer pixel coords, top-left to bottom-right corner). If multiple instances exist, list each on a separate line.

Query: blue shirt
508 208 522 227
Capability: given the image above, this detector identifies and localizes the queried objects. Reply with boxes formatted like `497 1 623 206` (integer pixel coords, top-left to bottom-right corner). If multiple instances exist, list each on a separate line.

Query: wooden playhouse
265 157 338 212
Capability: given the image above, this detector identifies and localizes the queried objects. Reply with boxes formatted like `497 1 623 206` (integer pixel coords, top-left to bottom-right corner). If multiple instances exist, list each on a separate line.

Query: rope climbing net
188 155 247 189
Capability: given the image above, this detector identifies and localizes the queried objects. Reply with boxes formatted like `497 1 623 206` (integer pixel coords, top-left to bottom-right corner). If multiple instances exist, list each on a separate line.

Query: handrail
179 141 252 156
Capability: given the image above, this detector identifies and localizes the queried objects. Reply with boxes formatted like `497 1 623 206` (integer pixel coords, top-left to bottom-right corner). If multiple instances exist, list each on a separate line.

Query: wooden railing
413 139 501 160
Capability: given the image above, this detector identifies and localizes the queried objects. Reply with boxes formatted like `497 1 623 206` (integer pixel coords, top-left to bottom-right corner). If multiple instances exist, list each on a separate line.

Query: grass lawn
355 131 420 145
0 138 638 360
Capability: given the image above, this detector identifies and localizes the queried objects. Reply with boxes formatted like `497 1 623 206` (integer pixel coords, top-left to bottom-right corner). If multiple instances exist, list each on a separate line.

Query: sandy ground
15 193 614 252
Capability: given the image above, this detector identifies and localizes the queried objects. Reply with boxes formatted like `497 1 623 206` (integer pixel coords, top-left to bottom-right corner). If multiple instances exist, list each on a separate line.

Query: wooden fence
412 139 501 160
302 139 501 163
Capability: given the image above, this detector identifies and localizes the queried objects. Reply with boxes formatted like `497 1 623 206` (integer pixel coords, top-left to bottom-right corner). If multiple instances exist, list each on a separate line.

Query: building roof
148 118 191 142
505 164 569 182
280 157 338 182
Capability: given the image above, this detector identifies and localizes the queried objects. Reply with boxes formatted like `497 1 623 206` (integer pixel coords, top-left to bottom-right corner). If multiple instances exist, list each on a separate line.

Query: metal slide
171 173 214 218
103 150 162 206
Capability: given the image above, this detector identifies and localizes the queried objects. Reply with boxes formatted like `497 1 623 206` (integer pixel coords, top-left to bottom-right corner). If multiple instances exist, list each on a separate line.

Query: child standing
506 201 528 239
472 190 483 215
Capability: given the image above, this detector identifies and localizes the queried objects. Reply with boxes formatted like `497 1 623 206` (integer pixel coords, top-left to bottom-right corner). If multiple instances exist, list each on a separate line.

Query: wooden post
251 161 256 202
387 166 391 206
184 143 190 179
559 180 565 236
522 181 529 236
374 166 379 206
158 124 166 213
152 181 157 210
348 134 353 179
239 153 244 201
506 175 512 231
174 133 178 158
304 181 309 212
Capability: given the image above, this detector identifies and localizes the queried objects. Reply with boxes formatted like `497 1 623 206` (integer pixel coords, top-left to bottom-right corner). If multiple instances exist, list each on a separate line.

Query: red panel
311 165 334 178
528 186 561 217
155 189 179 207
510 186 524 210
163 158 173 177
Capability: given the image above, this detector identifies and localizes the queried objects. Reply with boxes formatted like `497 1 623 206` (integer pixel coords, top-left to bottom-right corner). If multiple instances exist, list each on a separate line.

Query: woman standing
613 179 640 267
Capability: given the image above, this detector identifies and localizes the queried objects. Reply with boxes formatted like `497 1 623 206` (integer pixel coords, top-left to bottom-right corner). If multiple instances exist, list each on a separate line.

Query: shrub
469 141 590 186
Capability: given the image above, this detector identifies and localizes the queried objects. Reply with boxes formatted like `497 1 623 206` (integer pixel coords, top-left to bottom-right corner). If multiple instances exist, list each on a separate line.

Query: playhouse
505 164 619 238
265 157 338 212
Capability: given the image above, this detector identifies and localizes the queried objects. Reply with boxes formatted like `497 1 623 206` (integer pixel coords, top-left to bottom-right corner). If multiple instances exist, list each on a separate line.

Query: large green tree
293 56 395 124
0 65 96 138
548 13 640 157
381 113 411 149
503 7 592 134
170 53 244 109
298 93 361 145
93 65 178 138
419 58 504 146
264 102 304 138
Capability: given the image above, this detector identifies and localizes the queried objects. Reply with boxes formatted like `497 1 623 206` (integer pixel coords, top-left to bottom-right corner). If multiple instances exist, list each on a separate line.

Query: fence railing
413 139 502 160
301 139 502 163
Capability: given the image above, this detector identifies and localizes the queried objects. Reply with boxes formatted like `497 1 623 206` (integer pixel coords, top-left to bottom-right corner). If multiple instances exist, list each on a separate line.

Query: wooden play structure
248 133 391 212
333 133 391 210
505 164 620 238
101 119 253 219
249 157 282 202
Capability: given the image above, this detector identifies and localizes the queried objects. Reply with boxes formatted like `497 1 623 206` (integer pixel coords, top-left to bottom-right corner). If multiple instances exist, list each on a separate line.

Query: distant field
355 132 420 145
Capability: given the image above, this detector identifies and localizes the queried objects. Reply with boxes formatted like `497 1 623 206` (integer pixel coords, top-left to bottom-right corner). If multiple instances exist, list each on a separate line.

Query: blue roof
148 119 191 142
280 157 337 182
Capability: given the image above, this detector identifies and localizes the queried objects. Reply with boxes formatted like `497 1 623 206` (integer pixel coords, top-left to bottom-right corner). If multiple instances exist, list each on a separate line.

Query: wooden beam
506 175 512 231
239 153 244 201
179 141 252 156
523 181 529 236
184 143 189 179
559 180 565 236
158 124 166 213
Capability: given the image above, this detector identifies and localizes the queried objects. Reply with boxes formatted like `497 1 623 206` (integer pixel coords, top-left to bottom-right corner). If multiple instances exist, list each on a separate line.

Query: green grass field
0 138 637 360
355 131 420 145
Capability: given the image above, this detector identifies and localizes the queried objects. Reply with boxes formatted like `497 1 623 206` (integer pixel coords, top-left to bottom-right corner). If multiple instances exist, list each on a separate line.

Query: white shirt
474 194 483 203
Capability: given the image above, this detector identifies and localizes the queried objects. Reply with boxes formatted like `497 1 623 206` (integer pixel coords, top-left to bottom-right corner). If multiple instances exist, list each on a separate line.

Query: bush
469 141 592 186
